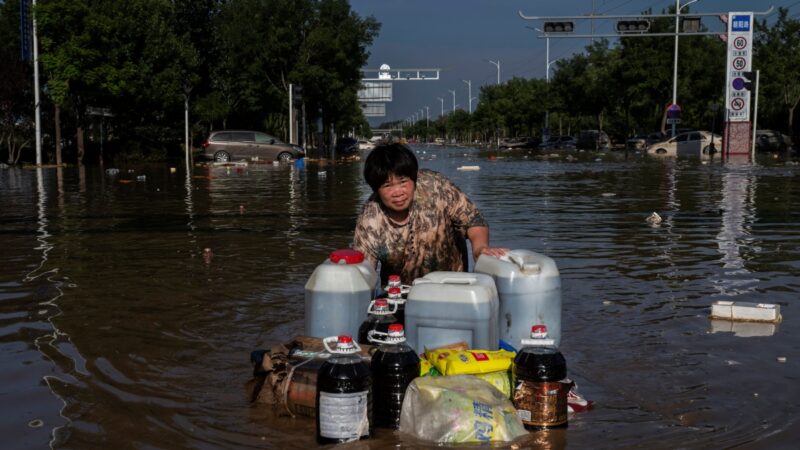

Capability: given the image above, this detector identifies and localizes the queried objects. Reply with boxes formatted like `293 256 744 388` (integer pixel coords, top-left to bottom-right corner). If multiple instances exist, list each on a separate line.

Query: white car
358 140 375 151
646 131 722 158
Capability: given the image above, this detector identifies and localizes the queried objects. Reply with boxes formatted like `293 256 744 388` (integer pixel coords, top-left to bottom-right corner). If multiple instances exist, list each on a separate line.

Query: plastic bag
399 375 527 443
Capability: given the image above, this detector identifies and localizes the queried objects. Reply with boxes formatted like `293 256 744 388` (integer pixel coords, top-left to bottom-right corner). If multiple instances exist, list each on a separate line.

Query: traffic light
292 85 303 103
616 19 650 33
543 22 574 33
741 71 754 91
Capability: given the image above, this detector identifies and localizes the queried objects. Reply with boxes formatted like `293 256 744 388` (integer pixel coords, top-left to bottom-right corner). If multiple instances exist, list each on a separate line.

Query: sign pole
751 70 759 160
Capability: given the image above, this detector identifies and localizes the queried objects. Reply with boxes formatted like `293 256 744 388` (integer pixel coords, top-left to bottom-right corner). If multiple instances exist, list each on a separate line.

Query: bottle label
319 391 370 440
512 380 568 427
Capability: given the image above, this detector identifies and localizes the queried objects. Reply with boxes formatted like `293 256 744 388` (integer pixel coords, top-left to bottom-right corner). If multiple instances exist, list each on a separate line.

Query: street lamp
448 89 456 112
672 0 700 137
437 97 444 117
462 80 472 113
424 106 430 127
488 60 501 85
531 26 558 141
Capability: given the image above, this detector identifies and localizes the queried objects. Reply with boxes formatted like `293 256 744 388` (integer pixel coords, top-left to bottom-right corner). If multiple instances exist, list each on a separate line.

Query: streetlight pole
489 60 501 85
462 80 472 113
672 0 699 137
32 0 42 165
437 97 444 117
532 26 554 141
425 106 430 127
448 89 456 112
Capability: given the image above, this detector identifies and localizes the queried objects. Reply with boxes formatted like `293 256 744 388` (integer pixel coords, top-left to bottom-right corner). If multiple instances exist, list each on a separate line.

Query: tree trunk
55 104 62 166
77 126 85 164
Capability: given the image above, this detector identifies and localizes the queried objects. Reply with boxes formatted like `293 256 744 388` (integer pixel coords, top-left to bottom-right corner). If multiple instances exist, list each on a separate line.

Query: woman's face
377 173 415 213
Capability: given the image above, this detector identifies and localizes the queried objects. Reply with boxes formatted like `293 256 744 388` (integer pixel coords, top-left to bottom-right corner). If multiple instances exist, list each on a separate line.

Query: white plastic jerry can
304 249 378 338
474 249 562 348
404 271 499 353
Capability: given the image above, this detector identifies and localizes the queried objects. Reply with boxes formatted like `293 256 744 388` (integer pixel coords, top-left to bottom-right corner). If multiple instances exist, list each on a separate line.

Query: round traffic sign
732 57 747 70
733 36 747 49
731 98 745 111
732 78 745 90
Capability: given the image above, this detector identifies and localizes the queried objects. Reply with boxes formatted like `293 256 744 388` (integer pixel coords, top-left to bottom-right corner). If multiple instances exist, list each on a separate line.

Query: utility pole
672 0 699 137
489 60 501 84
32 0 42 165
437 97 444 117
462 79 472 113
424 106 430 127
448 89 456 112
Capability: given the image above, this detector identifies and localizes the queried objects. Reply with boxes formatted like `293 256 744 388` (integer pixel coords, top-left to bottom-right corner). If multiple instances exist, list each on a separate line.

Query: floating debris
709 301 782 323
28 419 44 428
646 212 662 225
777 356 787 363
457 166 480 171
105 168 119 175
240 205 246 215
318 171 327 178
136 175 146 182
169 167 176 174
601 193 616 197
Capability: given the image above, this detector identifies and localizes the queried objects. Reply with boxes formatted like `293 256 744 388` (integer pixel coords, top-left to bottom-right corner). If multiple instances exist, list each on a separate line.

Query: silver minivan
201 130 304 162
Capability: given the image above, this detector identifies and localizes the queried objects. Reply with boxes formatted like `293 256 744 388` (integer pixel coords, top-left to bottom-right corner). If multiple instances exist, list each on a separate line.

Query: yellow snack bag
420 359 441 376
426 349 515 375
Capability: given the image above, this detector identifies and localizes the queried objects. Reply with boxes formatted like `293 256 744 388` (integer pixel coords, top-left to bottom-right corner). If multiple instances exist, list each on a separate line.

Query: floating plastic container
404 272 499 353
305 249 378 338
474 250 562 348
709 301 782 323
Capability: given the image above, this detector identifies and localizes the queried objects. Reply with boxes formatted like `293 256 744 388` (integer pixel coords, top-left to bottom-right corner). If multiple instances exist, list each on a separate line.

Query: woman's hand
473 246 510 259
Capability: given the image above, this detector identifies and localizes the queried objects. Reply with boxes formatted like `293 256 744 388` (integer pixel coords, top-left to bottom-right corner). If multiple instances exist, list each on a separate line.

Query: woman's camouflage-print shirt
353 169 488 284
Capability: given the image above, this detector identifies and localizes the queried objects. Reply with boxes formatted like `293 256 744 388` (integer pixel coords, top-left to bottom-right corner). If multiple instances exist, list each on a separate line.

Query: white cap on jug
387 287 402 299
368 324 406 344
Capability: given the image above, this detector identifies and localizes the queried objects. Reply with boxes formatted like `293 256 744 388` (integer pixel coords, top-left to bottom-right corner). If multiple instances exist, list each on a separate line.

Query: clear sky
349 0 797 126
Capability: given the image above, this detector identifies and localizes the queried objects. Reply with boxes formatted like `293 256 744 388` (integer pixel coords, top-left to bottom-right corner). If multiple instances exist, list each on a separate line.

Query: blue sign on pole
731 15 751 32
732 78 745 91
19 0 32 61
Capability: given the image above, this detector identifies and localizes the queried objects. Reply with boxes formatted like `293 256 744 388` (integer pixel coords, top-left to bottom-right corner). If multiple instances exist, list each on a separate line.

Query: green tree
755 9 800 136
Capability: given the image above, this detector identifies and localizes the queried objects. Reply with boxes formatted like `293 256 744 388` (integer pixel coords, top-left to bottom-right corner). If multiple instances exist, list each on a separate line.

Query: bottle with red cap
357 299 398 345
316 335 373 444
368 324 420 429
512 324 569 430
386 286 406 325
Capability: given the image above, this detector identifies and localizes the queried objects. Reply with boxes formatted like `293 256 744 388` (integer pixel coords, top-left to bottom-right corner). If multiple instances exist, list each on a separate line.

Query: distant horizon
350 0 796 126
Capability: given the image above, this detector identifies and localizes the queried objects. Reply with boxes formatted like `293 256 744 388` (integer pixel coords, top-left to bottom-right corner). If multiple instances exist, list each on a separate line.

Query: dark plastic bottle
370 324 420 429
357 299 398 344
512 325 569 430
386 286 405 325
316 335 373 444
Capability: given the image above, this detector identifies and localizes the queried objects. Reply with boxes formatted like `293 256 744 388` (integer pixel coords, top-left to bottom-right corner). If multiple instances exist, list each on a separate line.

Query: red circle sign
731 98 745 111
732 57 747 70
733 37 747 50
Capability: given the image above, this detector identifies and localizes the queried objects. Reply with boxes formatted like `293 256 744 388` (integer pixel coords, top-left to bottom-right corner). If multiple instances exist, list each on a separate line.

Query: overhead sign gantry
358 64 440 117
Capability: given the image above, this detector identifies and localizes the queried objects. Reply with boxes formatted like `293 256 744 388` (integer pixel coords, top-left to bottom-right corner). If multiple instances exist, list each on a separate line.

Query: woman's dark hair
363 143 418 192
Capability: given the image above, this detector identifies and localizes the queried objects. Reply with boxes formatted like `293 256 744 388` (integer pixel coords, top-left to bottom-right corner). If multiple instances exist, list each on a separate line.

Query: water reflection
713 166 759 297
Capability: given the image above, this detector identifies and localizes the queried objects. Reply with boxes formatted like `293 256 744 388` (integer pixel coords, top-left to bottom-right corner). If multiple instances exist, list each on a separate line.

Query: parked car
201 130 304 162
500 137 540 149
626 132 668 151
755 129 793 152
335 137 359 156
538 135 577 150
646 131 721 158
358 139 375 151
576 130 610 150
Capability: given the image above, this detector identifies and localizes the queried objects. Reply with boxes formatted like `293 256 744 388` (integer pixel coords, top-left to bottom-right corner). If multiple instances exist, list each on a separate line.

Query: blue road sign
19 0 32 61
732 78 745 91
731 15 751 32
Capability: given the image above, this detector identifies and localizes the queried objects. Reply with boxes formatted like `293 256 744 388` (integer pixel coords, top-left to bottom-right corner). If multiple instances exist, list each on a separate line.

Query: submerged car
538 135 577 150
576 130 610 150
646 131 721 158
201 130 304 162
755 130 793 152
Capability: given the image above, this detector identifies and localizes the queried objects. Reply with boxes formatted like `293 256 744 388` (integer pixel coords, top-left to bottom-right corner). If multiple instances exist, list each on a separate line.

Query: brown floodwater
1 146 799 449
